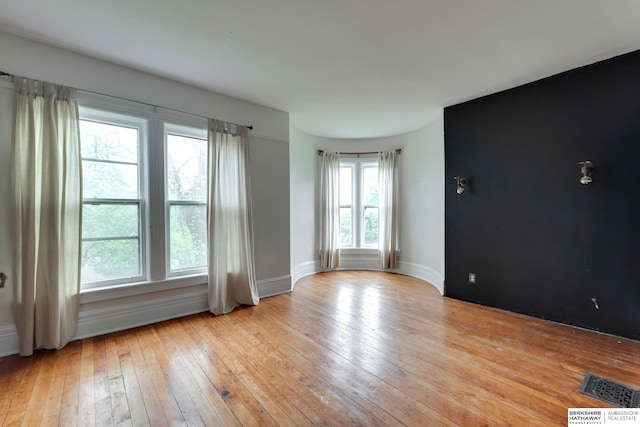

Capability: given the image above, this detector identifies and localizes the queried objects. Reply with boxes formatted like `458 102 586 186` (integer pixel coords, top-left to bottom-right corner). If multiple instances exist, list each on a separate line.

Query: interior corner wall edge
444 48 640 341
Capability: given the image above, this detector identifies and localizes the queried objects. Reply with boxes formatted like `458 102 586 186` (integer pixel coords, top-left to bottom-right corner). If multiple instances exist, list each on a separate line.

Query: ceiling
1 1 640 139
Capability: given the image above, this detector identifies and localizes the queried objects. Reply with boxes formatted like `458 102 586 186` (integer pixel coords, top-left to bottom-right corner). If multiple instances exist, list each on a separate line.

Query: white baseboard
0 267 437 357
75 285 209 340
0 325 18 357
292 261 320 286
76 273 293 340
395 261 444 295
257 275 292 297
291 259 444 295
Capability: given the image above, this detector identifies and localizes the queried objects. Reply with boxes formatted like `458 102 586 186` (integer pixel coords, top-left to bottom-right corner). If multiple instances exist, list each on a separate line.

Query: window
165 126 207 273
339 158 379 248
79 102 207 289
80 111 145 286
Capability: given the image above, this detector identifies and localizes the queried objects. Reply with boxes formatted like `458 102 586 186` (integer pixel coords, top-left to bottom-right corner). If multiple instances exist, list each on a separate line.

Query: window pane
363 166 379 205
81 239 140 283
340 207 352 246
170 204 207 272
339 167 352 206
167 134 207 202
83 204 139 239
364 207 378 246
83 160 138 199
80 120 138 163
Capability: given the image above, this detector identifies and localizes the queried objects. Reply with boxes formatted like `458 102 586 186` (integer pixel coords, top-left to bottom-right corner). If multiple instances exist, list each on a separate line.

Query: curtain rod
317 149 402 156
0 70 253 130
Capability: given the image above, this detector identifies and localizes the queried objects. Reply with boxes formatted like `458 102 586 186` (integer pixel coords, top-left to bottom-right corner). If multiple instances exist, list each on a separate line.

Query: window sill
339 247 379 255
79 274 208 304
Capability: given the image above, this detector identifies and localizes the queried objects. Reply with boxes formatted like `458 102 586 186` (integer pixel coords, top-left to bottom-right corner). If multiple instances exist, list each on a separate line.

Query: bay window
339 158 379 248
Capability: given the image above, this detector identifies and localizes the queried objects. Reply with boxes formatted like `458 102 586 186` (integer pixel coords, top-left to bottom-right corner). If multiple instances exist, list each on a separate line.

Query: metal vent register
579 373 640 408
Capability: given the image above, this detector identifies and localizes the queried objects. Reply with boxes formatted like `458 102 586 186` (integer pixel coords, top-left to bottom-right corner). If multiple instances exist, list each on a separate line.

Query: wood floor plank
59 340 83 427
283 283 560 423
2 271 640 426
40 346 72 426
182 315 280 426
182 315 327 426
0 355 29 426
125 328 170 427
142 322 205 427
133 326 187 426
92 336 114 426
78 338 96 427
105 332 133 427
20 350 57 427
2 352 44 426
232 308 449 426
114 332 150 427
163 317 243 427
179 318 293 426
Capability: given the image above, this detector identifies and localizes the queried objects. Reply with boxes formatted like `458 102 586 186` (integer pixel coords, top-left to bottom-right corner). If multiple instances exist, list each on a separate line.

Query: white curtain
207 119 259 315
12 77 83 356
378 151 398 269
320 151 341 269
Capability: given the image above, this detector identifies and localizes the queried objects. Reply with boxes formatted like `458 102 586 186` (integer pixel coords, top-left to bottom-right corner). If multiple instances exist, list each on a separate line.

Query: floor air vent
579 372 640 408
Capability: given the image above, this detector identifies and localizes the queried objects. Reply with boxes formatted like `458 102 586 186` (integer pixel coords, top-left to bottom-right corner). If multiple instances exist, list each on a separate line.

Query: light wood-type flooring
1 270 639 426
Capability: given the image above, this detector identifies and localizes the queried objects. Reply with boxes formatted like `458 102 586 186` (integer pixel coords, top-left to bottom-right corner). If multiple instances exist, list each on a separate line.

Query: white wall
0 31 290 356
289 116 445 291
0 83 15 353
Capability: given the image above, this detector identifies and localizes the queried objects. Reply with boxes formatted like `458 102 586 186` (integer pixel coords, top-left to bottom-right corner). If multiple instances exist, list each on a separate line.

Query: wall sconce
454 176 468 195
579 161 594 185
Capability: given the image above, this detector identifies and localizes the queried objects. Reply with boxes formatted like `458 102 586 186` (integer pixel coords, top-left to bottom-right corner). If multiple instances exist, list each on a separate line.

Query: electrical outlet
469 273 476 284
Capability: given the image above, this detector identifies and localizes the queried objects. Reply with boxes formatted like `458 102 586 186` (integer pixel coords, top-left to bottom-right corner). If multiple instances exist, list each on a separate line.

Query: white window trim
164 123 208 277
78 92 208 292
79 107 148 289
340 155 379 249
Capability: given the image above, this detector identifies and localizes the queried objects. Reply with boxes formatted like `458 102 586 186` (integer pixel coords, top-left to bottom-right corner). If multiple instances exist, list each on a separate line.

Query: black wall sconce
454 176 469 195
579 161 594 185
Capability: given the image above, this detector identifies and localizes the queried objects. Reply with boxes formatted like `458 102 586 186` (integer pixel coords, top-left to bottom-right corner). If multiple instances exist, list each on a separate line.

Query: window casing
80 109 146 288
165 125 207 275
79 98 207 290
339 158 379 248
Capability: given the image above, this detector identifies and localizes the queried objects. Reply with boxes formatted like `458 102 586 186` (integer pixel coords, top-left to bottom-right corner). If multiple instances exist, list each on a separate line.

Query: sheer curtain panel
207 120 259 315
378 151 398 269
12 77 83 356
320 151 341 269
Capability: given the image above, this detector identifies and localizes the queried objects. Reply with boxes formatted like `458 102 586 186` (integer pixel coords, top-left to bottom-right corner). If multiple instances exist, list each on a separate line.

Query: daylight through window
79 103 207 289
339 158 379 248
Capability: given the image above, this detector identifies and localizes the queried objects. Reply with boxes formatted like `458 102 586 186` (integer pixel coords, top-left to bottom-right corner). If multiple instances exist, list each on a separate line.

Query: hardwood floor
1 271 639 426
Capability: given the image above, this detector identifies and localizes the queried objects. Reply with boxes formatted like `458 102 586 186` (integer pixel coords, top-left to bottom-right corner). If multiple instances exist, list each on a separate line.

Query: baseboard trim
292 261 319 287
396 261 444 295
291 259 444 294
75 285 209 340
0 325 18 357
257 275 292 298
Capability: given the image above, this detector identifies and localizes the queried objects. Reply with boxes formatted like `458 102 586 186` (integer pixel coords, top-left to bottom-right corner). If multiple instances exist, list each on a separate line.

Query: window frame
164 123 208 277
339 156 379 249
339 163 355 247
79 108 148 289
78 93 208 291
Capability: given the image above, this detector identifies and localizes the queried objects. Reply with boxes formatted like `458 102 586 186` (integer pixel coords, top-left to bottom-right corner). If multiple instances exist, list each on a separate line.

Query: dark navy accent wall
444 50 640 340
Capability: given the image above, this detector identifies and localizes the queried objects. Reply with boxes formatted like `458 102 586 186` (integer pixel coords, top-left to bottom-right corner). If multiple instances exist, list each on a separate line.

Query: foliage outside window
79 105 208 290
80 116 144 286
166 130 207 273
339 159 379 248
